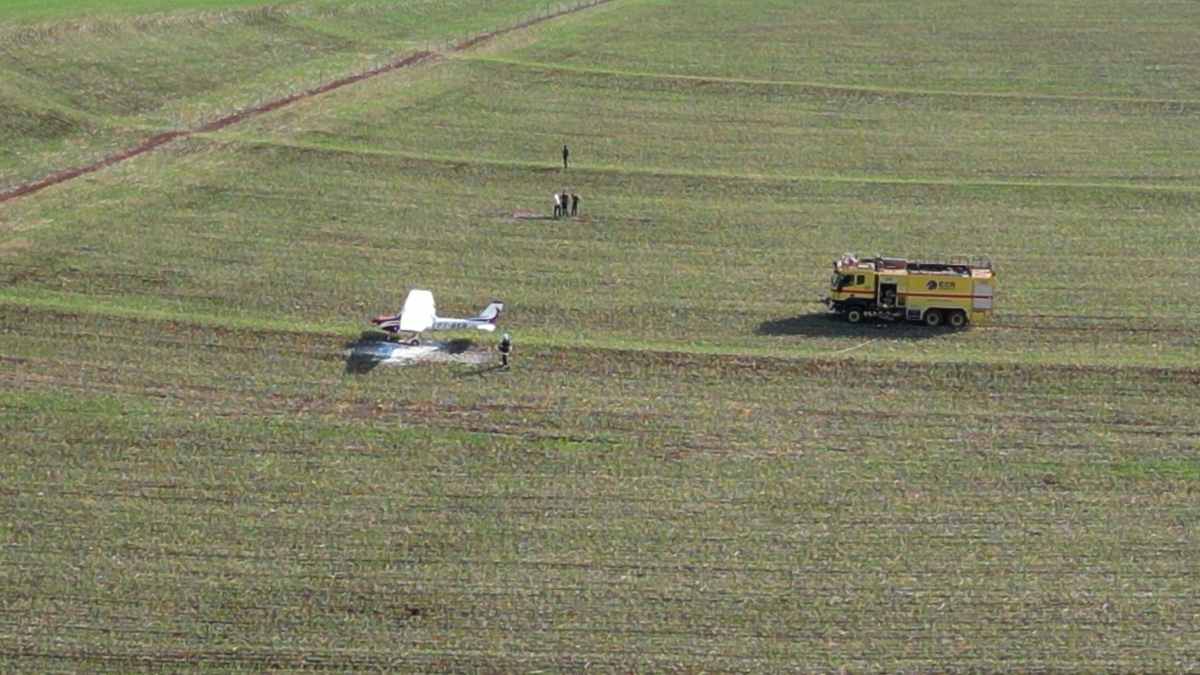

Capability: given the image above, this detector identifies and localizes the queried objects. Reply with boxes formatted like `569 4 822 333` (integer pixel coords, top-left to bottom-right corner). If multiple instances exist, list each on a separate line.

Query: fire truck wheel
947 310 968 328
923 309 944 327
845 308 864 324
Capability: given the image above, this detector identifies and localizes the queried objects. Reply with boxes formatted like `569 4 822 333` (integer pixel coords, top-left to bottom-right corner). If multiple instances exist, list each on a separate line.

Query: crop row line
3 482 1137 513
172 130 1200 196
19 585 1182 609
4 549 1185 578
0 644 1181 668
6 614 1192 640
6 292 1200 374
6 312 1200 389
462 55 1200 110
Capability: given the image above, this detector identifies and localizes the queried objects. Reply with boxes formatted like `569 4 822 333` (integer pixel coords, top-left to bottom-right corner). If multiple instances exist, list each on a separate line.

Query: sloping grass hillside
1 0 281 21
0 0 566 190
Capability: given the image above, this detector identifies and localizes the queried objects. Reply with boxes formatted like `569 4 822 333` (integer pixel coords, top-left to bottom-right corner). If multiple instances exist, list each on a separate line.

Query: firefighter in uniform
498 333 513 368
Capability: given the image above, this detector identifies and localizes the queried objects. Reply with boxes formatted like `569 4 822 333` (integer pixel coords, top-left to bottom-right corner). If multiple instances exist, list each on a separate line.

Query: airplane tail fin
476 301 504 323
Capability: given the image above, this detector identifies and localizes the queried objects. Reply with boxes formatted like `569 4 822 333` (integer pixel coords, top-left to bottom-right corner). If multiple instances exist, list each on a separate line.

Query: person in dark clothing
561 191 570 217
498 333 512 367
562 144 569 169
570 193 579 217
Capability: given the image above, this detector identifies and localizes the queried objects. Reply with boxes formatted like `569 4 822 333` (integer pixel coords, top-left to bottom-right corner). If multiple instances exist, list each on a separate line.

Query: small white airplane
371 289 503 344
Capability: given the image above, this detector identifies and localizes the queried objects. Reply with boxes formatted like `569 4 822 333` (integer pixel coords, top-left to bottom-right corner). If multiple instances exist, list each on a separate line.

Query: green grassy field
2 0 1198 670
0 0 281 21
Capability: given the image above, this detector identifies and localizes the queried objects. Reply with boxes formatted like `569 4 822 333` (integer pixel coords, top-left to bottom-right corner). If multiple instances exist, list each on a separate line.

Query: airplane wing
398 289 436 332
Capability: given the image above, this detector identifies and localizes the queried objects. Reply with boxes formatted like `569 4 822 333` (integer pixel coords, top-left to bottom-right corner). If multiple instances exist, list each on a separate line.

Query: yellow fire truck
823 254 995 327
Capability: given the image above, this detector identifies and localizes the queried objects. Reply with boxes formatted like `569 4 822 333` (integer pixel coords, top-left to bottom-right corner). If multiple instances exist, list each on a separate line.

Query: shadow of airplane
442 338 474 354
344 334 393 374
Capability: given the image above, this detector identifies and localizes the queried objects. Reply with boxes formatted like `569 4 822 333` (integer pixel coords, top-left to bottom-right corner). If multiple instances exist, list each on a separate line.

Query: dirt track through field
0 0 611 205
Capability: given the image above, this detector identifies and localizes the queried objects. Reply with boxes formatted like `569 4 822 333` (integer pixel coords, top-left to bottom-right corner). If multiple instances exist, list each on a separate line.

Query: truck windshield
833 274 853 289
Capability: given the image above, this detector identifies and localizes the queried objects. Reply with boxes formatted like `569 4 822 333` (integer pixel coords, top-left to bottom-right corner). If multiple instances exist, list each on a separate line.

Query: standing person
498 333 512 368
571 193 579 217
553 192 561 218
561 190 570 217
562 144 569 169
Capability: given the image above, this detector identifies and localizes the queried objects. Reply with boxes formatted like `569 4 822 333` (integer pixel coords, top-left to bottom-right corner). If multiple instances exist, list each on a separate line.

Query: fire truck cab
823 254 995 327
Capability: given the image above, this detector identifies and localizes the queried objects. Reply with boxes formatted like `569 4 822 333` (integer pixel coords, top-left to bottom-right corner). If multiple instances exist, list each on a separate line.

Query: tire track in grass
0 0 613 205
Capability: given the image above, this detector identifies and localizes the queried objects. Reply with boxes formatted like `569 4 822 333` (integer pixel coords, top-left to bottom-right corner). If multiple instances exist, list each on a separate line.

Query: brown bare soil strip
0 0 611 205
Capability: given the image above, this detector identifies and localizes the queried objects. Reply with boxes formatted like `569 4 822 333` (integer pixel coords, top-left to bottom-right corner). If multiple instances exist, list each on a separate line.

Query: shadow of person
453 361 507 378
756 313 942 340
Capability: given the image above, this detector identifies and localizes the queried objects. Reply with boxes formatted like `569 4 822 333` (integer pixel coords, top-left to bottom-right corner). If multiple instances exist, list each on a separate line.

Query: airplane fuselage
432 318 495 332
370 291 501 338
372 316 495 334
